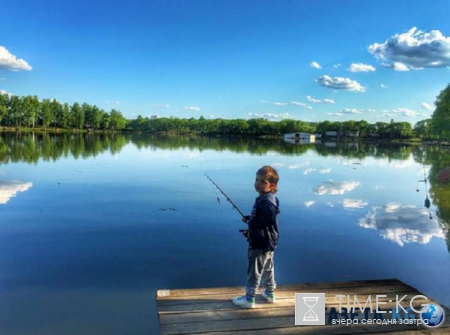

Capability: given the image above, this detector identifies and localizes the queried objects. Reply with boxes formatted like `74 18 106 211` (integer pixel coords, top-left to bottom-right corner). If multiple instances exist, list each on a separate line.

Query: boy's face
254 174 275 195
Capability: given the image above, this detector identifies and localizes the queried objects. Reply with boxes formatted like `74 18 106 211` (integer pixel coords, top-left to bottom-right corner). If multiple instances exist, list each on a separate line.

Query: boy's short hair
257 166 279 193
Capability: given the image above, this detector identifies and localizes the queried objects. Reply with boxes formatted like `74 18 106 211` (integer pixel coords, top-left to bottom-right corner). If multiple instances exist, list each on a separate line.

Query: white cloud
333 63 342 68
326 112 343 117
319 168 331 174
273 102 288 106
154 104 170 108
381 83 389 88
421 102 433 111
342 199 368 209
184 106 201 111
305 201 315 207
314 181 360 195
342 108 363 114
290 101 313 109
359 203 444 246
0 46 32 71
306 95 335 104
247 112 292 121
391 108 417 117
0 181 33 204
310 61 322 69
317 75 366 92
260 100 289 106
391 62 409 72
369 27 450 70
260 99 269 104
348 63 376 72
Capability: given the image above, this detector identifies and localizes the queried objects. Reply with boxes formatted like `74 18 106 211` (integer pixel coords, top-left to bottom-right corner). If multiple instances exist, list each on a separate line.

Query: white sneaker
232 295 255 309
261 290 275 303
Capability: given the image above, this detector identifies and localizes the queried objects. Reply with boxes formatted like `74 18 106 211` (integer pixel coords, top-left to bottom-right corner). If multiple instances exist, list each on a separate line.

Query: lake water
1 133 449 335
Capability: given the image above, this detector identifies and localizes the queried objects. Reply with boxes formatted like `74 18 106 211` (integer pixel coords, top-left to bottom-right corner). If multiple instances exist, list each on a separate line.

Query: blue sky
1 0 449 124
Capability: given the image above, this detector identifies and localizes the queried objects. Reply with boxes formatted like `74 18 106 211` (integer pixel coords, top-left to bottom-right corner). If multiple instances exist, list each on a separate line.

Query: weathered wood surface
156 279 450 334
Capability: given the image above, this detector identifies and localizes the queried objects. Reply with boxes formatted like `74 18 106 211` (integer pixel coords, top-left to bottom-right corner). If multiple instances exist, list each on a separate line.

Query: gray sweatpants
246 248 276 298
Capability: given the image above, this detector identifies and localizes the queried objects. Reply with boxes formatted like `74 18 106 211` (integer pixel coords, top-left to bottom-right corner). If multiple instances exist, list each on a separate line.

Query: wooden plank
156 279 402 300
160 303 449 334
204 323 450 335
158 289 420 314
159 296 433 325
157 279 450 335
157 285 418 308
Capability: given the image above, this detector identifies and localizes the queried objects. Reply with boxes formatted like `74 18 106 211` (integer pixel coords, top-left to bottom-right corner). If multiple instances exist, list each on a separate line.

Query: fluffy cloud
421 102 433 111
247 112 292 121
368 27 450 70
314 181 360 195
342 108 363 114
392 108 417 117
381 83 389 88
305 201 315 207
306 95 335 104
359 203 444 246
348 63 376 72
310 61 322 69
317 75 366 92
326 112 343 117
0 181 33 204
0 46 32 71
342 199 368 209
290 101 313 109
184 106 200 111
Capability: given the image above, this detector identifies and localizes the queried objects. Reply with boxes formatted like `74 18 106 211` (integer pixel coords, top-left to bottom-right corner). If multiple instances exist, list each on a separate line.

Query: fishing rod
205 174 245 218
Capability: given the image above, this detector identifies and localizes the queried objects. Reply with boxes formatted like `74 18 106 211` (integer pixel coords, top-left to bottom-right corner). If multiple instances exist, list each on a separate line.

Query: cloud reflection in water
0 181 33 204
359 203 445 246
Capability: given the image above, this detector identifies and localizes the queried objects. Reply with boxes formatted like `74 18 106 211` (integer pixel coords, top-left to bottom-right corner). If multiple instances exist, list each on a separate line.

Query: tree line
1 83 449 139
0 95 128 131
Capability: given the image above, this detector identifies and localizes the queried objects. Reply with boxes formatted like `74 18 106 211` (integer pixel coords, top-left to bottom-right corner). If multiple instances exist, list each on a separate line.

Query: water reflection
359 203 445 247
314 181 360 195
0 180 33 204
1 131 449 251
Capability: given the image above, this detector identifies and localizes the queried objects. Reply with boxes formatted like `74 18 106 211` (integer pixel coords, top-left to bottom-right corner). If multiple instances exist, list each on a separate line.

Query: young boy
232 166 280 308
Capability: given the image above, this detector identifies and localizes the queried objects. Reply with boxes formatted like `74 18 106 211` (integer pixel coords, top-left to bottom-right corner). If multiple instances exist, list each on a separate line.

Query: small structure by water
284 133 316 144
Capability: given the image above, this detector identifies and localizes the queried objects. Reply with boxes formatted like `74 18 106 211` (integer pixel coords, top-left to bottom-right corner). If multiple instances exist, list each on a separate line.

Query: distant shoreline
2 127 450 146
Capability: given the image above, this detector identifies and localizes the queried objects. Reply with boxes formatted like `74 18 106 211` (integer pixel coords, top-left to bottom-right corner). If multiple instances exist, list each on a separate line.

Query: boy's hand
242 215 251 223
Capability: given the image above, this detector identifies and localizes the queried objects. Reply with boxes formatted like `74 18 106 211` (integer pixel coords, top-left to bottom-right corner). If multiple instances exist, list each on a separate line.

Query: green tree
22 95 40 128
10 96 24 128
414 119 433 139
70 102 84 130
109 109 127 130
431 83 450 139
39 99 54 128
0 93 10 124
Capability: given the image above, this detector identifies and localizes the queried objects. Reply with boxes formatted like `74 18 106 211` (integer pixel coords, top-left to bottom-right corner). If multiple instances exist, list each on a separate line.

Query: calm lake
1 132 449 335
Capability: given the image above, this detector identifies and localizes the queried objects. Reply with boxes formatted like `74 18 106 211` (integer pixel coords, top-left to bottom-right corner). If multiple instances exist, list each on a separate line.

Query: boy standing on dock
233 166 280 309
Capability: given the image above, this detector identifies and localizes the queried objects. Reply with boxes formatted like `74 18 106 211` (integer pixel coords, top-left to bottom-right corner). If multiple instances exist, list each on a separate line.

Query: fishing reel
239 229 249 238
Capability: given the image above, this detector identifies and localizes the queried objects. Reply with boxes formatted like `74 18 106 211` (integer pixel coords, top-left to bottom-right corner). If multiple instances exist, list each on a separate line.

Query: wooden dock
157 279 450 334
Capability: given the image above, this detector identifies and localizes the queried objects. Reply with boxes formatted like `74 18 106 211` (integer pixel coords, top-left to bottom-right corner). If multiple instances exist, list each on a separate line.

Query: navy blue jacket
248 192 280 251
